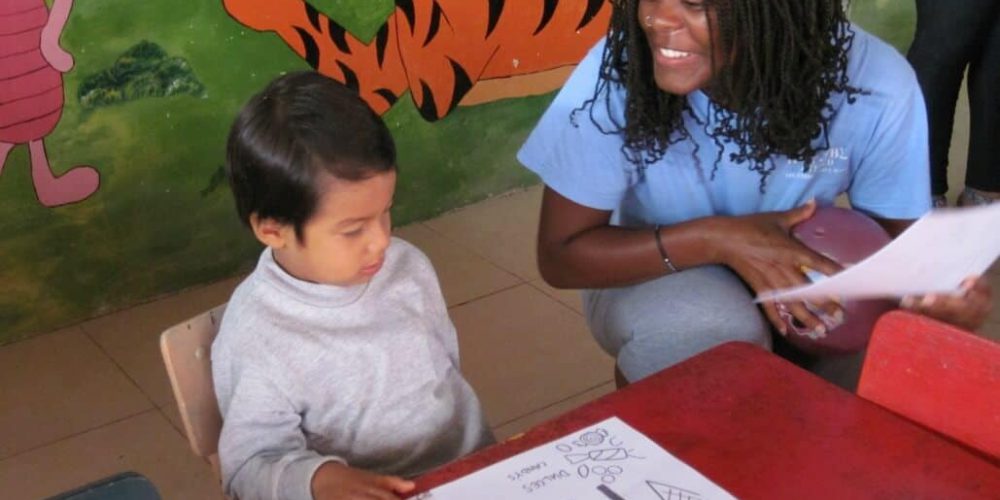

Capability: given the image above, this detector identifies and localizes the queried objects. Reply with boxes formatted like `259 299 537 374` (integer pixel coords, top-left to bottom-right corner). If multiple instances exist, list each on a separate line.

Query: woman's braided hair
579 0 864 190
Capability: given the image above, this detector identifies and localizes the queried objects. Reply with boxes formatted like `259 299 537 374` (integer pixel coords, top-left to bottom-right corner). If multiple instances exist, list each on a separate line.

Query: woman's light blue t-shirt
518 26 931 227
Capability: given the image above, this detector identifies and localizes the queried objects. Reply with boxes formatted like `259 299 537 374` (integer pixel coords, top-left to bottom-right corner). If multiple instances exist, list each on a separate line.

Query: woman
518 0 991 386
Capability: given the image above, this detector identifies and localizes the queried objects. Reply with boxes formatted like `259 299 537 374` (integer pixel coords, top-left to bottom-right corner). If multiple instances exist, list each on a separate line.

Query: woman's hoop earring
644 15 654 27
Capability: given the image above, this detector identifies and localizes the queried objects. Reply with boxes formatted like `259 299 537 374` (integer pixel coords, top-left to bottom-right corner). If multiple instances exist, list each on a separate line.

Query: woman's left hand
900 276 993 331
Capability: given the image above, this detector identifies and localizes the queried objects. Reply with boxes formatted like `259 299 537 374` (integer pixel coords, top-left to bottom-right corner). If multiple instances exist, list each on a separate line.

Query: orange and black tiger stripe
222 0 611 121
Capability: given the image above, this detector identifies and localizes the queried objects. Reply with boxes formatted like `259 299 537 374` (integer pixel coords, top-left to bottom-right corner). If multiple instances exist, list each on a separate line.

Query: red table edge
407 341 1000 497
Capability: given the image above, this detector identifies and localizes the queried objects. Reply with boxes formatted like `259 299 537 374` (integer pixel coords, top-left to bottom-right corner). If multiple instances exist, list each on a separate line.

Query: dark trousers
907 0 1000 194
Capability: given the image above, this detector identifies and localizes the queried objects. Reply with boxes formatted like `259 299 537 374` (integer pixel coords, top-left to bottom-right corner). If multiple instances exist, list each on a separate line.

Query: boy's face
258 170 396 286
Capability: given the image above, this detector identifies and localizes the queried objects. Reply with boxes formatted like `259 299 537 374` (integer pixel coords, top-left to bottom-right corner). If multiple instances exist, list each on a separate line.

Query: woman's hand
312 462 415 500
713 200 844 337
901 277 993 331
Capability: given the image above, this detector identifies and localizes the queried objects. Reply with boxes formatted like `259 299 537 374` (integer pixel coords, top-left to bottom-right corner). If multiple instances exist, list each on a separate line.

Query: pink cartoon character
0 0 98 207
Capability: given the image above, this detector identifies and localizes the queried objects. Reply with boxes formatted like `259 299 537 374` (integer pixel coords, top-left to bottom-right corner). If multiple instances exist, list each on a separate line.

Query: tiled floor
3 81 998 500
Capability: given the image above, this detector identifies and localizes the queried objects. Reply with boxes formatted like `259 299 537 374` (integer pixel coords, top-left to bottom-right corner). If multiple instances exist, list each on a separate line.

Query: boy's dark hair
225 71 396 241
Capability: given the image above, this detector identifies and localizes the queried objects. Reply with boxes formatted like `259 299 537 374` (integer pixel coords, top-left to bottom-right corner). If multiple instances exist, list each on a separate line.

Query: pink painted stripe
0 3 45 17
0 85 62 128
0 8 46 36
0 30 41 57
0 62 49 81
0 48 48 80
0 62 59 99
0 108 61 143
0 73 61 105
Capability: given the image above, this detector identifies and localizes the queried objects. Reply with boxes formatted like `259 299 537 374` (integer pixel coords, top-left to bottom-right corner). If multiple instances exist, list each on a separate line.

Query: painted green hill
78 41 205 109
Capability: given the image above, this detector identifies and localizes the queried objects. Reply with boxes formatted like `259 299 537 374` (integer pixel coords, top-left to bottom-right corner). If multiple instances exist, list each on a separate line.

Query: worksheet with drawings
414 417 736 500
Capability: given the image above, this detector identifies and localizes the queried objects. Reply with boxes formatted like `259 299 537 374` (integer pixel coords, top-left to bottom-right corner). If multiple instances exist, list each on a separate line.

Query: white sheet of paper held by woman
757 203 1000 303
413 417 735 500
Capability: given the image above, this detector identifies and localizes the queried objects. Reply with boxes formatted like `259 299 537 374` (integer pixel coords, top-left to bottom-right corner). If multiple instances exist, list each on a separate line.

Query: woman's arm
537 187 722 288
538 187 844 334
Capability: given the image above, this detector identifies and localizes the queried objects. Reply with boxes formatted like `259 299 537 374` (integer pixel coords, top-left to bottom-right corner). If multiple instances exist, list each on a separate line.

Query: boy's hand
311 462 415 500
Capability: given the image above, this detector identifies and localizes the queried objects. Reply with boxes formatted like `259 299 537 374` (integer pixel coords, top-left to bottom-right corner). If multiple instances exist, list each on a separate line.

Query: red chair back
859 310 1000 461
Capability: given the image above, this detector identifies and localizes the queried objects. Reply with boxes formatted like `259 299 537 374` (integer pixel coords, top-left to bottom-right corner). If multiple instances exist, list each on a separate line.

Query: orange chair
160 304 227 485
858 310 1000 462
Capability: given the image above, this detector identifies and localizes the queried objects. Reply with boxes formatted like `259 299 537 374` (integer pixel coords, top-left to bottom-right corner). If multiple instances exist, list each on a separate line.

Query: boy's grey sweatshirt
212 238 493 500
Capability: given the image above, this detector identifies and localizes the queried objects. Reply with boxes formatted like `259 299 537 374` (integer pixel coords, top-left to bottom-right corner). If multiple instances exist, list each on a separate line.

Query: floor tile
492 382 616 442
80 276 243 408
395 223 521 306
450 284 614 426
0 327 151 459
424 186 543 282
0 411 221 500
529 279 584 315
160 402 186 437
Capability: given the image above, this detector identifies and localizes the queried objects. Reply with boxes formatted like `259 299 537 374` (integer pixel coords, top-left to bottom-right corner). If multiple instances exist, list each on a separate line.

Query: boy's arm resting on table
310 462 414 500
218 369 342 500
217 356 415 500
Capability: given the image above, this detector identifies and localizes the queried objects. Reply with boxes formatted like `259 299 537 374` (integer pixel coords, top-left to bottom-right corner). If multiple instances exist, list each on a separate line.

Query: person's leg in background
583 265 772 384
907 0 998 206
961 5 1000 205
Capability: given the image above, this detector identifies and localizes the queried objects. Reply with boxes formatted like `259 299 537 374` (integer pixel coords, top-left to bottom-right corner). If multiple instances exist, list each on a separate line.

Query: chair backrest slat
859 310 1000 461
160 304 226 458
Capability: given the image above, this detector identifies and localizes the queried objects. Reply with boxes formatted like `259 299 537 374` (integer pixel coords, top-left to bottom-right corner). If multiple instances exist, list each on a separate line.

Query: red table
411 342 1000 499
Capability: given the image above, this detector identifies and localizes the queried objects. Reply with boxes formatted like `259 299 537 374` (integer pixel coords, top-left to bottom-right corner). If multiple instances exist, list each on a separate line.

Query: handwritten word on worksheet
414 417 735 500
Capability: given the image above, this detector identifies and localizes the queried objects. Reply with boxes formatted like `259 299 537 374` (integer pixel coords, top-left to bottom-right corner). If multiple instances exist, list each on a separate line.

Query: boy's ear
250 213 293 249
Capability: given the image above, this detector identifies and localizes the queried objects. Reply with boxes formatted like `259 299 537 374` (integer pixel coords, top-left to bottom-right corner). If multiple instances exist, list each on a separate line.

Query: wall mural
0 0 612 343
222 0 610 119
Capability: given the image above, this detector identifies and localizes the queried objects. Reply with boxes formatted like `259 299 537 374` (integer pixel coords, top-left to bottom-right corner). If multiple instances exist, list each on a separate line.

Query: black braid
575 0 864 191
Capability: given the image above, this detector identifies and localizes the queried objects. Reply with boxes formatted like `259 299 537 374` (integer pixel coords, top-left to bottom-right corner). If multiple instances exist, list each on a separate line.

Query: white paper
414 417 735 500
757 204 1000 302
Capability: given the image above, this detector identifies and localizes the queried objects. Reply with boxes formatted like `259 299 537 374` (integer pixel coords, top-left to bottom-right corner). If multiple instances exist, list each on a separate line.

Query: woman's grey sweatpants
582 265 865 388
583 266 771 381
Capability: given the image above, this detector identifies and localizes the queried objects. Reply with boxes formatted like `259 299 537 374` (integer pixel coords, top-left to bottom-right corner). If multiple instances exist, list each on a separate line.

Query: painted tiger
222 0 611 120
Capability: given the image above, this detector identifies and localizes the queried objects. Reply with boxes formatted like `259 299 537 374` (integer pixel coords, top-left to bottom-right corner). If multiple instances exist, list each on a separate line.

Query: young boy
213 71 494 500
